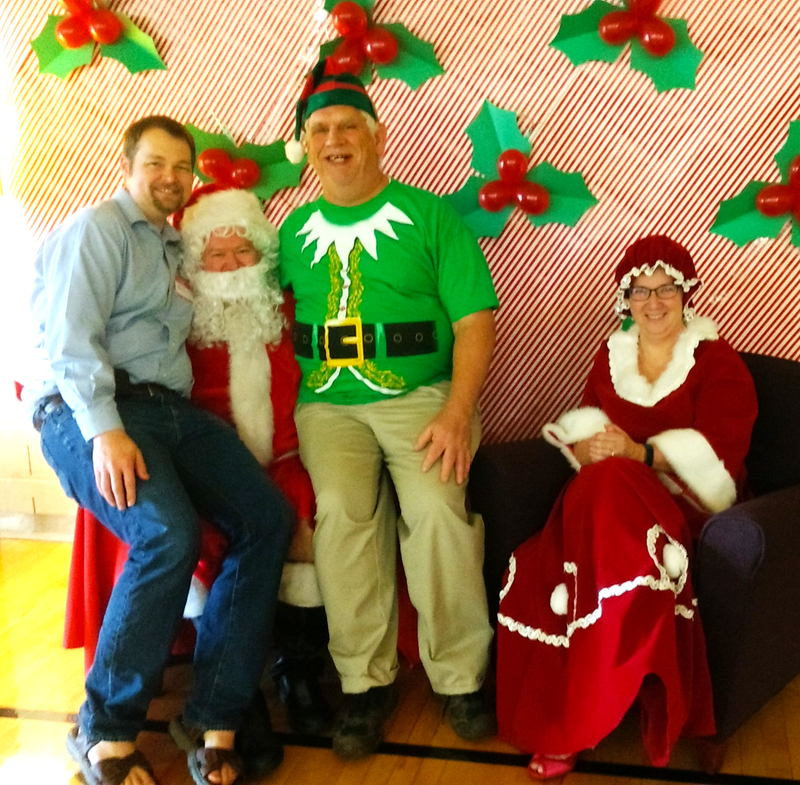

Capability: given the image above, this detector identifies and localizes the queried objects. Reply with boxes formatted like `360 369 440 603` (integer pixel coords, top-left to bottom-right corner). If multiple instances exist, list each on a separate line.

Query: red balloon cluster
328 1 399 75
755 157 800 220
598 0 676 58
478 149 550 216
197 149 261 189
55 0 123 49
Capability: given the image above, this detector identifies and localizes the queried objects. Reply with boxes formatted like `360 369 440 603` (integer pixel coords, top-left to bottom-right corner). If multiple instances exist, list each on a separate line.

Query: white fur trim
181 190 277 280
542 407 610 471
608 316 719 407
662 543 687 580
229 343 274 466
550 583 569 616
279 562 323 607
183 575 208 619
649 428 736 513
285 137 305 165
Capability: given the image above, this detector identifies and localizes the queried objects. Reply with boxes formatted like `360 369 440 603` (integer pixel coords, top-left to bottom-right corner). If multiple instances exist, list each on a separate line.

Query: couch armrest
694 484 800 741
470 438 573 618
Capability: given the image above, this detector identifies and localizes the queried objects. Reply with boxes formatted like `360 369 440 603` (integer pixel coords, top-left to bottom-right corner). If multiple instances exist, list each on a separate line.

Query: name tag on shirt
174 276 193 302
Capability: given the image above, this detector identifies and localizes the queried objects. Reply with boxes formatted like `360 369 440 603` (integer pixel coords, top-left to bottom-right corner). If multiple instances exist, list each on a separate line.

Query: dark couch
469 352 800 749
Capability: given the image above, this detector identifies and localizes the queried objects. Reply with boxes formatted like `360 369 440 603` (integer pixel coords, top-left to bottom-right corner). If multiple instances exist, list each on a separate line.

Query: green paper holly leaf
319 37 372 84
372 23 444 90
30 12 165 79
525 163 599 228
774 120 800 181
710 182 786 247
187 125 304 202
323 0 374 11
319 23 443 90
629 18 703 93
30 16 93 79
443 176 512 239
551 2 703 93
99 14 166 74
466 101 531 180
550 1 621 66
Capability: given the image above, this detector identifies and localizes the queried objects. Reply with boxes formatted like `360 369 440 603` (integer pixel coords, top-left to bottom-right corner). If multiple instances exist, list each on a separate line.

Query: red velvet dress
496 321 758 765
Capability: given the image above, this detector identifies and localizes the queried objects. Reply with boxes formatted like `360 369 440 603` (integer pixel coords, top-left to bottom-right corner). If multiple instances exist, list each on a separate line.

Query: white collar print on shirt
296 203 413 268
608 316 719 407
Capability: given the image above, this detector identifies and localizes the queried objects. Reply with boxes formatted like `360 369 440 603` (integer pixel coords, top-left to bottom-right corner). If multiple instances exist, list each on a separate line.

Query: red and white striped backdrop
3 0 800 442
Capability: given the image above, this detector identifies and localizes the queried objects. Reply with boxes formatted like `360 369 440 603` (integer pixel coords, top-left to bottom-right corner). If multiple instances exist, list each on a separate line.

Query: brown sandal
169 717 243 785
66 725 159 785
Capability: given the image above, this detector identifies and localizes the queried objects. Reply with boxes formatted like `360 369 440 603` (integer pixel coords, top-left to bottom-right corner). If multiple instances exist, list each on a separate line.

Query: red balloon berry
497 149 528 184
58 0 93 17
330 37 366 75
514 181 550 216
197 149 233 182
755 184 796 217
363 27 398 65
628 0 662 16
478 181 513 212
598 11 638 45
789 156 800 187
229 159 261 189
331 1 369 39
87 9 122 45
55 15 92 49
638 17 676 57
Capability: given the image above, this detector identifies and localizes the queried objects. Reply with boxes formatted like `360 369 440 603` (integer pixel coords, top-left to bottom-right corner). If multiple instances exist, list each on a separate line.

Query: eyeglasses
628 284 680 302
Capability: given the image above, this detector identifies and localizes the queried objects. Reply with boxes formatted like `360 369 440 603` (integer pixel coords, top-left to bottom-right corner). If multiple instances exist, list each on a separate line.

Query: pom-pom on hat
178 187 278 280
285 58 377 164
613 234 701 318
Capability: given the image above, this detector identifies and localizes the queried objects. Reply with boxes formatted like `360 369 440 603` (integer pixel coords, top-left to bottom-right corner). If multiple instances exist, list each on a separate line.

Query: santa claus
177 187 332 738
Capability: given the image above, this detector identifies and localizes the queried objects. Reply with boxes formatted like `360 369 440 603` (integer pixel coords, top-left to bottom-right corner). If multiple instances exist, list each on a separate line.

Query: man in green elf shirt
280 61 498 760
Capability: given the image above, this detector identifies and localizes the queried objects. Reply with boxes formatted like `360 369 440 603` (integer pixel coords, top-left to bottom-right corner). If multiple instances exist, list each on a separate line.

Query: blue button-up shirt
25 188 193 440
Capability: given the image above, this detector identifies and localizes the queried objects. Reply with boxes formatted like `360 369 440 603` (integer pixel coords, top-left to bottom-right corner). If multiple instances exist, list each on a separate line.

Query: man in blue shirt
26 116 291 785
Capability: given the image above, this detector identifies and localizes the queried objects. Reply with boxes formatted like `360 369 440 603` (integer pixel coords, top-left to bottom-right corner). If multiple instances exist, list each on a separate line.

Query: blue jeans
40 392 292 743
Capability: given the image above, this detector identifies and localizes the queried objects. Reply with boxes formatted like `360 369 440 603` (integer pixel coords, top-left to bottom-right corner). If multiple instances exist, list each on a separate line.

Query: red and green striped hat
285 59 376 164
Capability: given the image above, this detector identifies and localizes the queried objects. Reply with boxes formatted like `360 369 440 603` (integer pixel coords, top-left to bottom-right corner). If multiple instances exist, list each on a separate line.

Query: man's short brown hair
122 115 196 167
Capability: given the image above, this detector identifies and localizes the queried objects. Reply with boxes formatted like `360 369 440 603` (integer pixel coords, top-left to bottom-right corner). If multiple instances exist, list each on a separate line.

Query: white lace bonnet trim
615 259 701 319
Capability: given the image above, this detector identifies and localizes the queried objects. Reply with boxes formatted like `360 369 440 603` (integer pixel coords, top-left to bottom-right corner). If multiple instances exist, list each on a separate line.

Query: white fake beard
189 261 286 350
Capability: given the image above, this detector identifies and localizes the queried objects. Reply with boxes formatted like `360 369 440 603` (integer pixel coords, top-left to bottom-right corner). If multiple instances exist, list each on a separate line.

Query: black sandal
66 725 159 785
169 717 243 785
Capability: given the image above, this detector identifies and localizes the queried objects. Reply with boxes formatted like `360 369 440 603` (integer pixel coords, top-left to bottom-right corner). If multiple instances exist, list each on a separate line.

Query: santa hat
613 234 701 318
178 187 278 280
285 58 377 164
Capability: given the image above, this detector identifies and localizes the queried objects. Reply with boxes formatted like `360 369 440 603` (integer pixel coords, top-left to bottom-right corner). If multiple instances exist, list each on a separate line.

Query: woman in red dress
496 235 758 778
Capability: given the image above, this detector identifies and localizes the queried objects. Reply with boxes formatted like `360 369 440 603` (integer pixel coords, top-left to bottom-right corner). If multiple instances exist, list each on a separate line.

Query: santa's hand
414 406 473 485
92 429 149 510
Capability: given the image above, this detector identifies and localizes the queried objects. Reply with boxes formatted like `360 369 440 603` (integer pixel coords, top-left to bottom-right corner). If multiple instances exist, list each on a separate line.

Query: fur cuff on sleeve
542 407 610 472
649 428 736 513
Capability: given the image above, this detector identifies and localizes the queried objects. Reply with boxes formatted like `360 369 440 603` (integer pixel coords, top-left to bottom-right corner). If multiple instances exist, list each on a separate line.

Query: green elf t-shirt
279 179 498 405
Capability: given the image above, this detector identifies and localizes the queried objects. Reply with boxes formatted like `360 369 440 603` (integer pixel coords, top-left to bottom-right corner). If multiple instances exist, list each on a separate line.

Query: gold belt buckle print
324 317 364 367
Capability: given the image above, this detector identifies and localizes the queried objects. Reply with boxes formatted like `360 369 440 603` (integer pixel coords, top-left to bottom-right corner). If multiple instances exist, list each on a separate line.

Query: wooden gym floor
1 538 797 785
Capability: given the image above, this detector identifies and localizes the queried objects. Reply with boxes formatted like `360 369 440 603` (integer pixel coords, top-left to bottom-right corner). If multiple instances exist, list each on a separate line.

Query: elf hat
613 234 701 318
285 59 377 164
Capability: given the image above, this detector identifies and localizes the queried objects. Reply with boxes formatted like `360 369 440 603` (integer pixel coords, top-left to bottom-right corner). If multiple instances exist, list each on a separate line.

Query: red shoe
527 753 577 780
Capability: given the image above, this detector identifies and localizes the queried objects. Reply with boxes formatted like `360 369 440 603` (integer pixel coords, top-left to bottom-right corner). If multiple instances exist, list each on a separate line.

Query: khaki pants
295 382 493 695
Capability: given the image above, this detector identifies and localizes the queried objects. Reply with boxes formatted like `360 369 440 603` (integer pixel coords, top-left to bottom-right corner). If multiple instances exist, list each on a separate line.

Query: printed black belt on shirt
293 318 438 367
